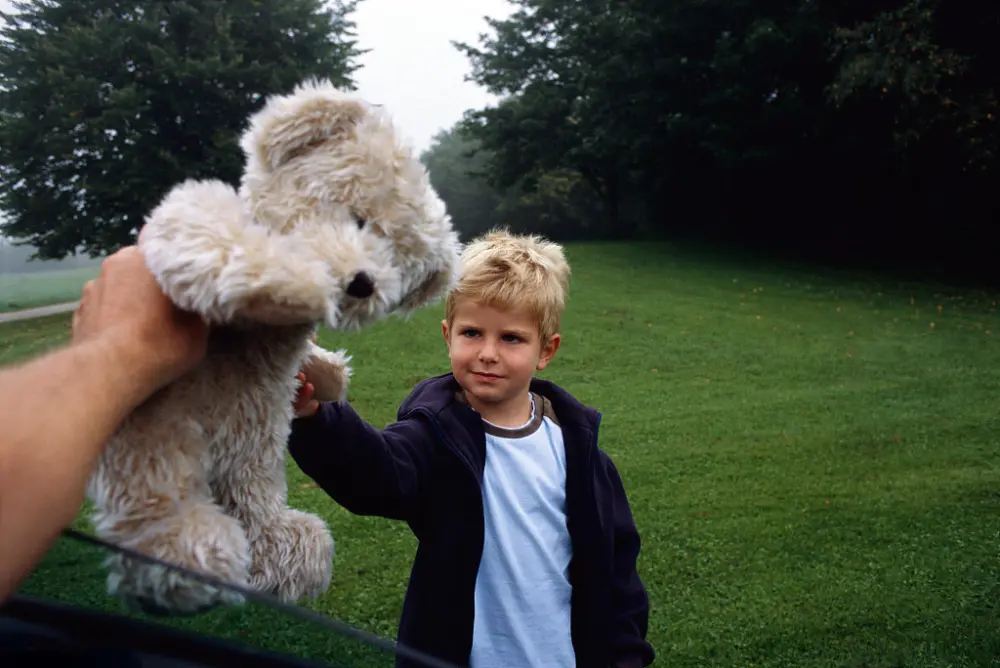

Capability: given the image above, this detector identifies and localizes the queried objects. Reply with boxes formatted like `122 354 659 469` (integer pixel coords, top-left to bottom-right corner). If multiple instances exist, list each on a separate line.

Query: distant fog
0 239 104 275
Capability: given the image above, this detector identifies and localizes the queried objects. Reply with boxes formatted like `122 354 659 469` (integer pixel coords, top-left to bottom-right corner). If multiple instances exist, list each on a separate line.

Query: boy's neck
463 389 534 429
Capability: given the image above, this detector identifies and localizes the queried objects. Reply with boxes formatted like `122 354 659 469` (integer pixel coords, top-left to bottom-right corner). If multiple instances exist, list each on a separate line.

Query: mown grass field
5 242 999 667
0 265 99 312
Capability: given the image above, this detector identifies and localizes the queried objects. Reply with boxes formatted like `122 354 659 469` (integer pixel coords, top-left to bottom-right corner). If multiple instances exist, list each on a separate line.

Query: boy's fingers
294 384 314 405
294 399 318 418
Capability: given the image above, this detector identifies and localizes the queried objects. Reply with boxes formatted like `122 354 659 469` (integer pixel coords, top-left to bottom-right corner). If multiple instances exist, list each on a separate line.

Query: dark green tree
828 0 999 171
454 0 1000 279
420 121 605 242
419 126 503 241
454 0 647 234
0 0 365 259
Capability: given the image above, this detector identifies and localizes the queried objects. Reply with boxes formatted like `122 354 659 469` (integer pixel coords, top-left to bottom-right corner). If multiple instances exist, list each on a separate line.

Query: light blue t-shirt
467 392 576 668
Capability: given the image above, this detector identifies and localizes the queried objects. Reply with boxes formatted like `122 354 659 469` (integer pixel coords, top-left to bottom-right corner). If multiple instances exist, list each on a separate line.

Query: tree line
429 0 999 283
1 0 996 283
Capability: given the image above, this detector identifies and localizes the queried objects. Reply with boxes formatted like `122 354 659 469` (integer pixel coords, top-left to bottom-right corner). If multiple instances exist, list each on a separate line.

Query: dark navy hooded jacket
287 372 655 668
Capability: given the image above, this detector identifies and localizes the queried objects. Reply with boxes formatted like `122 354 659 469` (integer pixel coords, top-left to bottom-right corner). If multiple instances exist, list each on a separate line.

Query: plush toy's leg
138 179 337 326
88 414 253 616
301 342 352 403
214 439 334 604
248 506 334 604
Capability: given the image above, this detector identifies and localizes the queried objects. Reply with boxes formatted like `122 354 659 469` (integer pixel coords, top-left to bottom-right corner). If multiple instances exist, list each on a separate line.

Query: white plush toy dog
85 78 461 615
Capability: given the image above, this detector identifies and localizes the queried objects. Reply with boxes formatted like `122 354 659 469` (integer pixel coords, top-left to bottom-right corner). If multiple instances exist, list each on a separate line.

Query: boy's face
442 299 560 411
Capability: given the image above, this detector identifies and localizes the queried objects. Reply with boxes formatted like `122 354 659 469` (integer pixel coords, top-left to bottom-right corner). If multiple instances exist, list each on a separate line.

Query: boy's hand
294 371 320 418
293 335 328 418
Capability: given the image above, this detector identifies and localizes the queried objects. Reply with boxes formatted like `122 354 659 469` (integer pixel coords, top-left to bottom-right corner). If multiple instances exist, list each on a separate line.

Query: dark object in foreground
0 594 332 668
1 528 461 668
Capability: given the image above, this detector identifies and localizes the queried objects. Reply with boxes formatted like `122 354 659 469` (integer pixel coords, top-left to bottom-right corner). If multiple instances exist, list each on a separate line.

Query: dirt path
0 301 78 324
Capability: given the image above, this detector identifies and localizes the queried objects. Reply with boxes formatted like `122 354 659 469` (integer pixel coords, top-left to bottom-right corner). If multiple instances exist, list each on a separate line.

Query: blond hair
444 228 571 343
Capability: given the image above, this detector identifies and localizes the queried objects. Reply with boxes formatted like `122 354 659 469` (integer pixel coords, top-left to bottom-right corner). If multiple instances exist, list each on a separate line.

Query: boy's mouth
472 371 502 381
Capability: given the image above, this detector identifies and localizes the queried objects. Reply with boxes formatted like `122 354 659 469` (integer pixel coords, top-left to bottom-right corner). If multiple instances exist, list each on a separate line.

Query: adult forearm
0 336 155 601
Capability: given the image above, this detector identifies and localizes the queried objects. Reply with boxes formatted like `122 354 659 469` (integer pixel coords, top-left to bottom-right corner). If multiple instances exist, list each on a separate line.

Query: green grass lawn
5 242 999 667
0 266 99 312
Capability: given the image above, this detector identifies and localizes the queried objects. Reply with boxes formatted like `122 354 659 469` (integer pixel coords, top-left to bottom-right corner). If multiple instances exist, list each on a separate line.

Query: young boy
288 230 654 668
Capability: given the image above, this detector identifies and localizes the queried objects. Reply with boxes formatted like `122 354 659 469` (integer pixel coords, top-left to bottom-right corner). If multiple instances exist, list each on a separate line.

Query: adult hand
71 245 209 396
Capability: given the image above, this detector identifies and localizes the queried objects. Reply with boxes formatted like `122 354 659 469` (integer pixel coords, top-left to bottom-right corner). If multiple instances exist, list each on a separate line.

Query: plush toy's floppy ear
395 181 463 314
399 264 457 314
240 79 366 173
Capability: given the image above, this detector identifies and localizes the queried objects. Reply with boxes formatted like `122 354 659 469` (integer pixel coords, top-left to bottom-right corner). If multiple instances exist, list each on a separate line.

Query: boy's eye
502 334 521 343
461 329 479 337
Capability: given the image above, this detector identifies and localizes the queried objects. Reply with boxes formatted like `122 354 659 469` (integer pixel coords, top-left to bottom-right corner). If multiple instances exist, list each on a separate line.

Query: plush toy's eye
355 217 367 230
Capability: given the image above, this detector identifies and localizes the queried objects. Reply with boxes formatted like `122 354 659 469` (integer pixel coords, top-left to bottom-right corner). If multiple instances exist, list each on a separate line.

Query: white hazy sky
0 0 515 153
351 0 513 152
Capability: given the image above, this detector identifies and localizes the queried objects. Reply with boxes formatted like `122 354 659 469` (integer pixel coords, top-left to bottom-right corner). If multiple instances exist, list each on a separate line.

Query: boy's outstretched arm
287 400 434 525
600 452 655 668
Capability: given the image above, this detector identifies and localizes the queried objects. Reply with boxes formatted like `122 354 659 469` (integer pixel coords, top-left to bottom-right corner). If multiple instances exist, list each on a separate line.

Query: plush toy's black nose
345 271 375 299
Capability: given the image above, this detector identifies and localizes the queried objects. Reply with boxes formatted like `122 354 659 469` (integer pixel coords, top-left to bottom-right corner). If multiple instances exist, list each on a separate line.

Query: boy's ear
536 333 561 371
441 319 450 348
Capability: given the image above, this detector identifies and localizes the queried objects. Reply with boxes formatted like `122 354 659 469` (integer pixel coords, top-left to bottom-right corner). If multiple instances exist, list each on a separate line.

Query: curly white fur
86 78 461 615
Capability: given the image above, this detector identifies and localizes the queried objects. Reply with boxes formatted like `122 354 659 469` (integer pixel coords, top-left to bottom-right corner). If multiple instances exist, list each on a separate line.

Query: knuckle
102 245 137 269
100 255 118 275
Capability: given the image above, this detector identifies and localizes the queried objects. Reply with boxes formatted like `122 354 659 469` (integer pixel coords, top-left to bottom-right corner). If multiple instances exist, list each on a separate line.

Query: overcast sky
351 0 513 153
0 0 514 153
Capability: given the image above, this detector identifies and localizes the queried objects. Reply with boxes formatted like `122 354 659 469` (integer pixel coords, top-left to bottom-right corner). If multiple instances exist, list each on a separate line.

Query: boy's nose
478 341 498 361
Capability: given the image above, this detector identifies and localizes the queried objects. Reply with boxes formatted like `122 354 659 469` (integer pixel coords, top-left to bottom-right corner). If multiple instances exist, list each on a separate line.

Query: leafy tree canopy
0 0 365 259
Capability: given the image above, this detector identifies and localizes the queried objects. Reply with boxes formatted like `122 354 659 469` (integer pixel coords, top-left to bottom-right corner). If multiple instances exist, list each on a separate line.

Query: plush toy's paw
139 179 336 326
103 502 252 616
301 343 352 403
248 509 334 602
104 556 238 617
